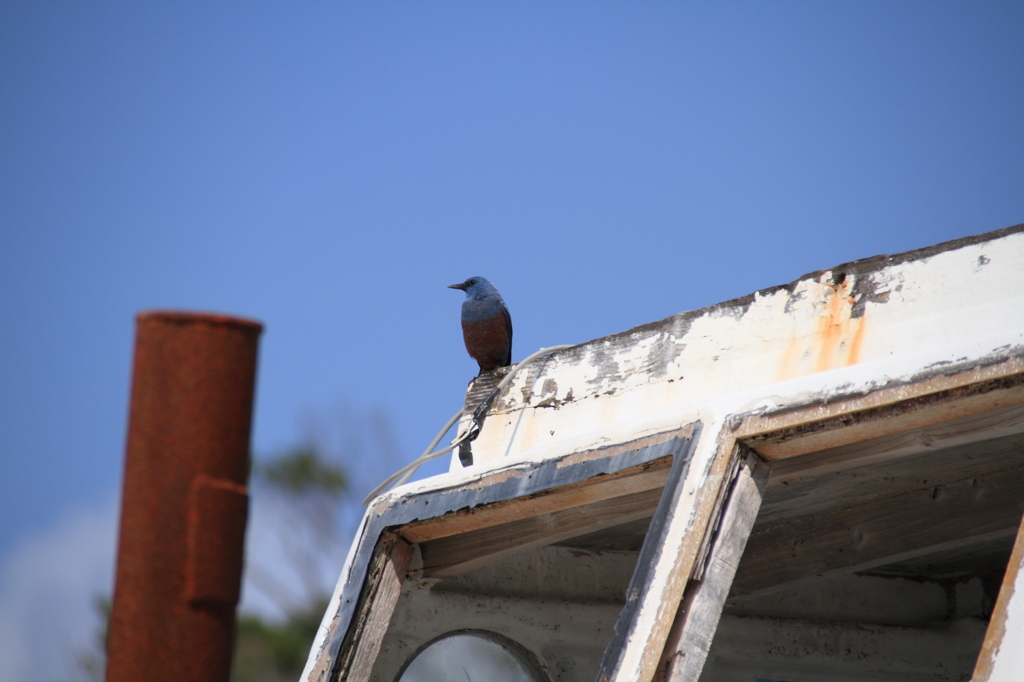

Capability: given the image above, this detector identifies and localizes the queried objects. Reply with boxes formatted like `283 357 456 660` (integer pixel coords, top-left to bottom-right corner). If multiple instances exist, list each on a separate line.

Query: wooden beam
420 486 665 578
619 433 732 682
304 434 694 682
656 451 770 682
766 400 1024 486
331 531 413 682
399 457 672 544
973 505 1024 681
757 429 1024 528
731 466 1024 597
736 360 1024 460
593 426 744 682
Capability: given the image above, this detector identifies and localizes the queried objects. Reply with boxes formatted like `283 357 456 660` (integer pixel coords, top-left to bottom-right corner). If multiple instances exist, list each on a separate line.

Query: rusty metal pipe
107 311 263 682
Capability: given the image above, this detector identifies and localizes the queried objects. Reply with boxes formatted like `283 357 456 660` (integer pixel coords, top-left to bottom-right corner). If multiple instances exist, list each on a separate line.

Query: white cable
362 407 463 506
362 344 574 506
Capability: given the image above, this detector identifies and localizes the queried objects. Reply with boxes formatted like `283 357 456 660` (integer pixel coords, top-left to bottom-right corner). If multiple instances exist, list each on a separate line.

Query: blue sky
1 3 1022 680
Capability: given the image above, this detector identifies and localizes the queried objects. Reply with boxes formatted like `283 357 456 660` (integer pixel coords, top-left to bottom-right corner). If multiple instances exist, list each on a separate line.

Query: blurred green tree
232 596 331 682
232 445 349 682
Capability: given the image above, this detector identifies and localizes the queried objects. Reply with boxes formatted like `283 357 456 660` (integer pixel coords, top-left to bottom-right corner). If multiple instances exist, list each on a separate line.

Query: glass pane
398 632 539 682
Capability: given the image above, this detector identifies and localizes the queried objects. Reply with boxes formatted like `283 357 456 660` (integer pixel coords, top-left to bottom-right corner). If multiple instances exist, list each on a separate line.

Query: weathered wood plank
624 433 735 682
556 514 653 551
731 466 1024 597
657 451 770 682
972 506 1024 681
331 531 413 682
307 435 694 682
593 431 705 682
400 457 672 544
420 486 665 578
592 426 750 682
689 451 744 583
757 429 1024 526
737 364 1024 460
767 400 1024 487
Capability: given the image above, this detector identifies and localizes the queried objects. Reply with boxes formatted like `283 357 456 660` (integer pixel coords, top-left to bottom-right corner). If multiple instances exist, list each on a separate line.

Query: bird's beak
448 282 469 291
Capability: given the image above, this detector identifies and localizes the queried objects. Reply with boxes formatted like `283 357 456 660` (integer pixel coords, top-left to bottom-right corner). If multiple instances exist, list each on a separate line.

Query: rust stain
776 331 802 382
846 310 867 366
779 277 867 380
814 278 855 373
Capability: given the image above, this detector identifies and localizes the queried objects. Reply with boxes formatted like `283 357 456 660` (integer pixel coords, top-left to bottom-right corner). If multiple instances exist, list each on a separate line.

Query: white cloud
0 495 118 682
0 486 355 682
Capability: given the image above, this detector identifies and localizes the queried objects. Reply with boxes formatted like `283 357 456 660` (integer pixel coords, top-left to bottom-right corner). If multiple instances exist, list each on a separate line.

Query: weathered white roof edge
392 222 1024 491
303 223 1024 681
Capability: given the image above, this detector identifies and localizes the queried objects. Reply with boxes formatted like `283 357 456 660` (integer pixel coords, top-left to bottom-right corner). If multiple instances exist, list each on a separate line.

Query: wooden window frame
972 508 1024 681
651 354 1024 682
304 427 703 682
304 353 1024 682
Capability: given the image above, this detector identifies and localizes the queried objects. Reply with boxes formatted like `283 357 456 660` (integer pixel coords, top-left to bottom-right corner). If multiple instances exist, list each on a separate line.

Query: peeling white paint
440 230 1024 474
611 414 728 682
300 504 374 682
986 548 1024 681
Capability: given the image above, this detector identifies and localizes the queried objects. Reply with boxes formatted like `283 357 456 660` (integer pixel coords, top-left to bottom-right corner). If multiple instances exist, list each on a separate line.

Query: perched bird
448 276 513 375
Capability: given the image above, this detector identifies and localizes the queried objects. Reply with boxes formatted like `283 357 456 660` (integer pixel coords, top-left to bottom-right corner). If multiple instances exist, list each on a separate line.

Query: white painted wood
663 453 770 682
986 570 1024 681
338 228 1024 508
301 507 373 682
305 227 1024 682
452 230 1024 473
607 418 728 682
973 511 1024 681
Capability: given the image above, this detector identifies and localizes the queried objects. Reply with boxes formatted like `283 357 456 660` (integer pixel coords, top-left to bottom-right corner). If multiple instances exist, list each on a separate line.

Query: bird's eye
469 279 477 285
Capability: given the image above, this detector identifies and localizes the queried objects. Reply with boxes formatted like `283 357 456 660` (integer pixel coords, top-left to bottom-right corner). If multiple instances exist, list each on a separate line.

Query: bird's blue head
448 276 501 300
